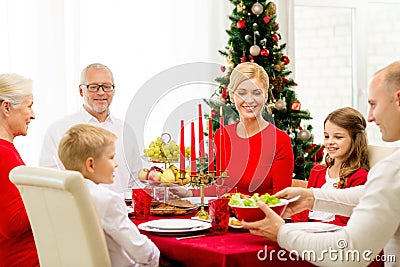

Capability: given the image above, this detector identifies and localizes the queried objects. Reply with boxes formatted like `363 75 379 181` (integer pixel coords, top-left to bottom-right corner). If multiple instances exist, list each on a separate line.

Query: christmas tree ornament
271 76 283 92
274 61 285 71
260 38 267 47
273 21 279 31
241 57 246 63
252 23 258 31
272 34 279 43
237 2 246 13
254 31 260 37
291 101 301 111
283 55 290 65
237 19 246 29
275 99 286 111
260 48 269 57
220 66 226 72
263 16 270 24
227 60 235 70
266 100 275 113
250 45 260 56
245 34 252 42
298 129 311 141
265 2 277 17
251 2 264 16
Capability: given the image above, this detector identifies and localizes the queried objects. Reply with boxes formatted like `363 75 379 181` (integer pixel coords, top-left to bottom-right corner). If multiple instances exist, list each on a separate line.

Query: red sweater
0 139 39 267
307 165 368 226
213 122 294 195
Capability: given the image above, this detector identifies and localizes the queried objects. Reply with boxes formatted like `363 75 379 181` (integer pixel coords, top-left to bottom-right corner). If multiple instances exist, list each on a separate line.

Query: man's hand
274 187 314 218
241 201 285 242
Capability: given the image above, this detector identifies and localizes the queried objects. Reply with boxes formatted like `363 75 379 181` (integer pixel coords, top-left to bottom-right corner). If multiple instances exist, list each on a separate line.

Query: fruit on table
148 166 163 182
138 168 149 181
143 136 191 162
161 168 175 183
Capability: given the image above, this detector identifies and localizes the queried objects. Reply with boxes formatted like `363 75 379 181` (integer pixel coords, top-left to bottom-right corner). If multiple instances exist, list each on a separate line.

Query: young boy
58 123 159 267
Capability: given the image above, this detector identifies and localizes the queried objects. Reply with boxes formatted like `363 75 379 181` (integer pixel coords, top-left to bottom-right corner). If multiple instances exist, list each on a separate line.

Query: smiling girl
307 107 369 226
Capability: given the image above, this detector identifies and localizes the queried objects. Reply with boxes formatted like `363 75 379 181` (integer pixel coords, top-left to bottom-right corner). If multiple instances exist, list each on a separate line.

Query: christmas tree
205 0 324 180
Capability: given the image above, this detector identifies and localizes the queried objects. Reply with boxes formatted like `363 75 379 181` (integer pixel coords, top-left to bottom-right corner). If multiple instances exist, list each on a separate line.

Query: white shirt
85 179 159 267
308 170 339 222
39 108 143 193
278 150 400 266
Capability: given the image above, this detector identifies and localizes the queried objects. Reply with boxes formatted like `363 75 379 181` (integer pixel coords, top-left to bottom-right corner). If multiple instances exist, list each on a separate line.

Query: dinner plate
138 219 211 236
145 219 205 230
182 197 217 207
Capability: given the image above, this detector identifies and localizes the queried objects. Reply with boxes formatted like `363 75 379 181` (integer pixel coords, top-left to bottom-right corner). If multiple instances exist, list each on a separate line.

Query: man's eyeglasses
81 83 115 92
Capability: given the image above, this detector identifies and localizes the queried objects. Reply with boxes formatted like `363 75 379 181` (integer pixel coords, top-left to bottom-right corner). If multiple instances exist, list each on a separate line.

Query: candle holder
179 156 228 217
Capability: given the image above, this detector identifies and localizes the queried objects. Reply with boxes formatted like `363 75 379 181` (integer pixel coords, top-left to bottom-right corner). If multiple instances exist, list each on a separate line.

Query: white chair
9 166 111 267
368 144 400 168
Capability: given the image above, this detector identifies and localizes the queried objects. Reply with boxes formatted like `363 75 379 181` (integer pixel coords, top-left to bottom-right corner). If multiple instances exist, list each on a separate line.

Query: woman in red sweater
214 62 293 195
173 62 293 198
306 107 369 226
0 74 38 267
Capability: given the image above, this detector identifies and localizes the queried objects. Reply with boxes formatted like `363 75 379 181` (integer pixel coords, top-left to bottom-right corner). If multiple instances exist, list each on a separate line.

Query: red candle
180 120 185 172
208 118 214 172
190 122 196 176
217 116 224 176
198 104 205 157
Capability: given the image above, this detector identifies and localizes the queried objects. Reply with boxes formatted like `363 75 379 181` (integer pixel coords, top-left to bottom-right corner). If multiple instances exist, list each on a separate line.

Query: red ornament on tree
237 20 246 29
272 34 279 43
291 101 301 111
263 16 270 24
241 57 246 63
220 66 226 72
260 48 269 57
283 55 290 65
282 77 289 83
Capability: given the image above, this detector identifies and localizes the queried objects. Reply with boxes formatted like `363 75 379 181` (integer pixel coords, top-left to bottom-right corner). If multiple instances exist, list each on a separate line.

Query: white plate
144 219 205 230
138 219 211 235
182 197 217 206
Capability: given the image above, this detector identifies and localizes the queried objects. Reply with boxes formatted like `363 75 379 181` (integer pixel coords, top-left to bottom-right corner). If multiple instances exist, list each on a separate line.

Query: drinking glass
132 188 152 220
208 198 230 234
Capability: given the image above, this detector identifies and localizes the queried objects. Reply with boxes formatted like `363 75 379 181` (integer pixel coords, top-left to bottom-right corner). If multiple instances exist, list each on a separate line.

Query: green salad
228 193 281 207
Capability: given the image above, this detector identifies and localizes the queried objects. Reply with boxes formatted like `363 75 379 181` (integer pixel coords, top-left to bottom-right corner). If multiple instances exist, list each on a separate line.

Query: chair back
10 166 111 267
368 145 400 169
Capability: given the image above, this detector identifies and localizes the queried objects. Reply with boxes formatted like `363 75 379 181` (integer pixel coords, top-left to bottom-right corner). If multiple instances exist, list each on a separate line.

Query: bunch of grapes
144 136 191 163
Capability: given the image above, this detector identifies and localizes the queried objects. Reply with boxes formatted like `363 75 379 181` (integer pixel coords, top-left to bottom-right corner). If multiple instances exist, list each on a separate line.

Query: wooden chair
10 166 111 267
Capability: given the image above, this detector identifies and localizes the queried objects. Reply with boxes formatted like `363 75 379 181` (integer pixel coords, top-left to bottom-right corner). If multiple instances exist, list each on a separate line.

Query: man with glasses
39 63 142 193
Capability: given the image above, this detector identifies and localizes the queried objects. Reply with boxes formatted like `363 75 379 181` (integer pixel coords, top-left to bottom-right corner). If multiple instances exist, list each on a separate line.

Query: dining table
131 211 317 267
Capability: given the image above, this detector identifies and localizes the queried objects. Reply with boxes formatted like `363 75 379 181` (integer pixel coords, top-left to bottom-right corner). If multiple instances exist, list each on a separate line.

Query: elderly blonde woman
0 74 38 266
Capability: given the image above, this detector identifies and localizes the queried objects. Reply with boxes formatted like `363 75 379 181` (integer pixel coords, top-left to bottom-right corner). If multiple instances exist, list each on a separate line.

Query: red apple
138 168 149 181
148 166 163 182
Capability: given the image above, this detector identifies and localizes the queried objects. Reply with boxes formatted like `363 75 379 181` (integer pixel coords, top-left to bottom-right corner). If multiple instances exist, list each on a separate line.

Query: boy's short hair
58 124 117 172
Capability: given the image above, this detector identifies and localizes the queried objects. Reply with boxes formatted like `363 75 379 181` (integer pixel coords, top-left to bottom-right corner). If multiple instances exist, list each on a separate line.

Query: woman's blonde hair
228 62 269 93
58 124 117 172
324 107 369 188
0 73 33 107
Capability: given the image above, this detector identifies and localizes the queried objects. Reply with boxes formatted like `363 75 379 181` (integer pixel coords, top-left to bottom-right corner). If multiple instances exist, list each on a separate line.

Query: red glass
132 188 152 220
208 198 230 234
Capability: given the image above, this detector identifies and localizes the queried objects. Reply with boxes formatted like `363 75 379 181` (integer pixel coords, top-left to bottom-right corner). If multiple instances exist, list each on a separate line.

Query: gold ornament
267 101 275 113
227 60 235 70
237 2 246 13
265 2 277 17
